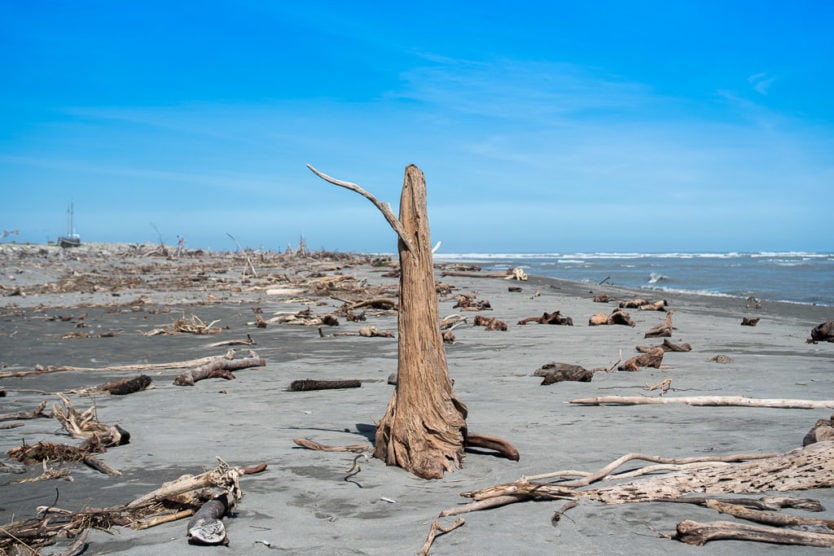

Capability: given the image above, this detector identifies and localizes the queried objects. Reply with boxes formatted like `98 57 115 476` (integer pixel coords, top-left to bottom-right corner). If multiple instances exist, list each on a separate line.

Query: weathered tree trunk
373 165 468 479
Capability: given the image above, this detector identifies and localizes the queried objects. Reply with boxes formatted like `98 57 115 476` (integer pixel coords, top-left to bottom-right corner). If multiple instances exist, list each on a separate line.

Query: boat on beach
57 203 81 248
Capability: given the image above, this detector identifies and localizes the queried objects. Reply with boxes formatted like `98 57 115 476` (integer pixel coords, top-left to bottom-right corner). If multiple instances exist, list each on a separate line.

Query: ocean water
434 252 834 307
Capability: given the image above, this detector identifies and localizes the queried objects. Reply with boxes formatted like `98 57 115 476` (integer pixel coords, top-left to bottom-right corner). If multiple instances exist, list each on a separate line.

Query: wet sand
1 243 833 554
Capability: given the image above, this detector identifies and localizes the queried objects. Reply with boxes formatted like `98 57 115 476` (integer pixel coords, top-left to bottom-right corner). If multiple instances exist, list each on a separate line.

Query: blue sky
1 1 832 253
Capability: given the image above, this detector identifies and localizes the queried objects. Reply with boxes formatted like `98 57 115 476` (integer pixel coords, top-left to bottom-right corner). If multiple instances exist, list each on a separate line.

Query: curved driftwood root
465 433 519 461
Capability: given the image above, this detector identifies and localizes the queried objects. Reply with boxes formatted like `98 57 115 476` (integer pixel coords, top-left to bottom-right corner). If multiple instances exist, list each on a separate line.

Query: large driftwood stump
309 164 505 479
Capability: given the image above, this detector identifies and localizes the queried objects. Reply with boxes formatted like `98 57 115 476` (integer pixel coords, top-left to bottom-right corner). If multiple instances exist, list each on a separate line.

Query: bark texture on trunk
372 165 468 479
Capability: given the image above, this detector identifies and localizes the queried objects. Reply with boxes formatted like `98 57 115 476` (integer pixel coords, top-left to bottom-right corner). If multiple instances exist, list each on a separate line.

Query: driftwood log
174 350 265 386
589 309 635 327
97 375 153 395
803 415 834 446
636 339 692 353
517 311 573 326
570 395 834 409
187 494 231 545
644 311 674 338
533 363 593 385
741 317 761 326
289 379 362 391
808 320 834 343
473 315 508 331
618 347 664 371
676 519 834 548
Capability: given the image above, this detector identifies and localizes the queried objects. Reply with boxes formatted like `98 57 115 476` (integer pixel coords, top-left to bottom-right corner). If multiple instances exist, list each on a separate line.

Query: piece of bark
174 351 265 386
289 379 361 391
741 317 760 326
618 348 664 371
676 519 834 548
570 395 834 409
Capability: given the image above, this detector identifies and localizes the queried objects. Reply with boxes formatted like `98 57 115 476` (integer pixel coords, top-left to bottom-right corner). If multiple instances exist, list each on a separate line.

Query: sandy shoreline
1 243 833 554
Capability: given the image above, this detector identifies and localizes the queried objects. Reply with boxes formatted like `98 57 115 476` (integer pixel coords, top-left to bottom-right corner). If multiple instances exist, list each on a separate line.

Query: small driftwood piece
96 375 153 395
292 438 369 453
618 347 664 371
518 311 573 326
0 400 51 421
570 395 834 409
144 314 222 336
803 415 834 446
465 433 520 461
419 518 465 556
533 363 593 385
636 338 692 353
289 379 362 391
808 320 834 343
676 519 834 548
644 311 674 338
207 334 256 347
473 315 508 331
588 309 635 327
741 317 760 326
174 350 265 386
53 394 130 449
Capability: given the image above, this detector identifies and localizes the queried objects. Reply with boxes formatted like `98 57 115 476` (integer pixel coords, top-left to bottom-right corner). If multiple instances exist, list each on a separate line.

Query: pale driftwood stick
307 164 414 253
226 232 257 278
439 494 531 517
552 501 579 524
704 499 834 530
134 509 195 530
292 438 369 453
0 400 51 421
418 518 465 556
207 335 256 348
676 519 834 548
665 496 823 512
0 354 236 379
522 451 778 485
569 395 834 409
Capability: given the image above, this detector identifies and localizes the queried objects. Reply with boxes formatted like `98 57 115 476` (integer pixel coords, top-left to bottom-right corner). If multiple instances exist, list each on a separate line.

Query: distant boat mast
58 202 81 248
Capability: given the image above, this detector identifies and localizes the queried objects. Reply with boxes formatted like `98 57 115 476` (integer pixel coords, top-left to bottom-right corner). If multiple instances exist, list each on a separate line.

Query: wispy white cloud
747 72 777 95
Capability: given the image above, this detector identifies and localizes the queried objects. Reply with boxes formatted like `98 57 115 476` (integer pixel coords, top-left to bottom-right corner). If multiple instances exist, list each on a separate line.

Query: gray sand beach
1 243 833 554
